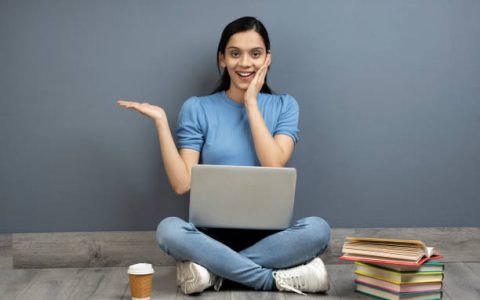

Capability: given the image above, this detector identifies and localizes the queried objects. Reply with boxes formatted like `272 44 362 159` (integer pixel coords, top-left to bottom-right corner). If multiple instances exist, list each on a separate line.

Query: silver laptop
189 164 297 230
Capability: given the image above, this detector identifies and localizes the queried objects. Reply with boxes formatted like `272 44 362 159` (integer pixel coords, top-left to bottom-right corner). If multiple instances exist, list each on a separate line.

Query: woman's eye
230 52 239 58
252 52 261 58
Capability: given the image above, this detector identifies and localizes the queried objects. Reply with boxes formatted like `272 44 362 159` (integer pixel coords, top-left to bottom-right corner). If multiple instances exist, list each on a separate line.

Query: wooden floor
1 228 479 299
1 263 480 299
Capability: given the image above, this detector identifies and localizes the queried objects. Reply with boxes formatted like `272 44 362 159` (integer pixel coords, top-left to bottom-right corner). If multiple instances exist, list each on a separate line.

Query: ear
218 52 226 68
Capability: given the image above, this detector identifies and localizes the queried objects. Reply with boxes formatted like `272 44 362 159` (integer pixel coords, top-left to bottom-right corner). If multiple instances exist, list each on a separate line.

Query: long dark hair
212 16 273 94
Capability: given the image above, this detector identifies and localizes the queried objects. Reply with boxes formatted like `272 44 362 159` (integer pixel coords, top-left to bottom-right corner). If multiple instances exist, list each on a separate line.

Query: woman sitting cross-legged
117 16 331 295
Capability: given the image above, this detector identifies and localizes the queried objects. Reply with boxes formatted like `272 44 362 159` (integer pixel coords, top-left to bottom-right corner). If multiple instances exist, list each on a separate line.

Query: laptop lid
189 164 297 230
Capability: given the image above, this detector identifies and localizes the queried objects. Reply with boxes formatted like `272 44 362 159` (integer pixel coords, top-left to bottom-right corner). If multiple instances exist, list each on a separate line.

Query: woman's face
219 30 269 92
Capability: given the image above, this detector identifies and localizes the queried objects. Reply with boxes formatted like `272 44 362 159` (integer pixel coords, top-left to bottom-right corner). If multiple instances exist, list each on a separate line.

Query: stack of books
340 237 444 300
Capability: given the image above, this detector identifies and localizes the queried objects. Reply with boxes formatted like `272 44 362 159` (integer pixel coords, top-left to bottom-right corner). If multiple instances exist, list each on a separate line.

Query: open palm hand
117 100 166 122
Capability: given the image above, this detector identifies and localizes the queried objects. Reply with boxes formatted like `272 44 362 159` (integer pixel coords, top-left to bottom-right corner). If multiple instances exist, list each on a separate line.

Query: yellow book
354 262 444 284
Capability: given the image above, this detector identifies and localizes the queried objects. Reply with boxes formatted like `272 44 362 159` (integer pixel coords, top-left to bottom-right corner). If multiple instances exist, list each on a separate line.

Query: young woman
117 16 331 295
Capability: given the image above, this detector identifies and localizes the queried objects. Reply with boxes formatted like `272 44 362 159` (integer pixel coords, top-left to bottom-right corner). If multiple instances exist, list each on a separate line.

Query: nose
239 54 252 67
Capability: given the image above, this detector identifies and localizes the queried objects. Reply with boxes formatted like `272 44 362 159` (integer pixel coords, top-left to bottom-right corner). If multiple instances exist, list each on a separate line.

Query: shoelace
274 271 307 295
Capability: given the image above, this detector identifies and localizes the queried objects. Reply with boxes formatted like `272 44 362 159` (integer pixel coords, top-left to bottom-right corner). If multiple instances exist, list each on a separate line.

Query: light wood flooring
2 263 480 299
1 228 479 299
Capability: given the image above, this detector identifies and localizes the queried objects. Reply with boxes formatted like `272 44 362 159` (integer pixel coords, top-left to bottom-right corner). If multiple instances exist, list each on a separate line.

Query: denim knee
299 216 331 252
156 216 186 252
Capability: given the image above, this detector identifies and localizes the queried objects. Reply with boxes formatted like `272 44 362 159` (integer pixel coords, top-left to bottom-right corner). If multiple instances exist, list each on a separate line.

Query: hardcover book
340 237 443 266
355 282 442 300
354 262 444 284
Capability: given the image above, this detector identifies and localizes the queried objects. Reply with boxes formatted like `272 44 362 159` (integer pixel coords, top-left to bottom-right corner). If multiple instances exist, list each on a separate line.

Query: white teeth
238 72 254 77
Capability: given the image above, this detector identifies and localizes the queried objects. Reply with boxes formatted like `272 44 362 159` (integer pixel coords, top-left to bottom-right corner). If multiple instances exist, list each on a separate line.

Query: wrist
154 116 168 128
244 97 258 109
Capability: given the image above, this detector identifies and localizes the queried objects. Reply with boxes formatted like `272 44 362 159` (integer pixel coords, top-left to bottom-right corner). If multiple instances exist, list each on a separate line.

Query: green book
355 282 443 300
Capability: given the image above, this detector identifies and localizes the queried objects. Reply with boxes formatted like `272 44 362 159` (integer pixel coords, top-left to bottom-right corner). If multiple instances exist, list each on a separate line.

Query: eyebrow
227 47 265 51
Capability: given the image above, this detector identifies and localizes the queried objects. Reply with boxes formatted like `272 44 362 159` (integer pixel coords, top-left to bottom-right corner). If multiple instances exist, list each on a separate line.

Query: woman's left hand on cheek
244 53 271 105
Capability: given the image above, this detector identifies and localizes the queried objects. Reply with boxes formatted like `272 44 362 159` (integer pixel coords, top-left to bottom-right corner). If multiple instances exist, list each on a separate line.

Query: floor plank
150 266 177 300
0 269 41 298
67 268 129 300
14 268 83 299
327 264 363 300
0 233 12 270
282 292 336 300
443 262 480 300
13 232 175 269
231 290 284 300
12 227 480 269
179 290 232 300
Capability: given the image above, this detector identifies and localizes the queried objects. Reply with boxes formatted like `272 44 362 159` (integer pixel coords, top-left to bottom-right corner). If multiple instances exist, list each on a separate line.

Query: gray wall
1 0 479 233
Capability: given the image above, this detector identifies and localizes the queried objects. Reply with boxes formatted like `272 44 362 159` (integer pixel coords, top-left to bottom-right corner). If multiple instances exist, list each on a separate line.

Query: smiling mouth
236 71 255 79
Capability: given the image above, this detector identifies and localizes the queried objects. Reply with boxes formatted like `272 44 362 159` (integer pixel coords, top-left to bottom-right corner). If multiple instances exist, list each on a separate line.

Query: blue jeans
155 216 331 291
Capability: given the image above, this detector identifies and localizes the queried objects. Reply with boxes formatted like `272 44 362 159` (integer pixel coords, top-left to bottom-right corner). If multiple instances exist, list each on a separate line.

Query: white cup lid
127 263 154 275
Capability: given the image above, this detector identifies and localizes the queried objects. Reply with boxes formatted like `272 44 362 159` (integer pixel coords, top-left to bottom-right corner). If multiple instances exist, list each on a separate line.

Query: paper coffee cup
127 263 154 300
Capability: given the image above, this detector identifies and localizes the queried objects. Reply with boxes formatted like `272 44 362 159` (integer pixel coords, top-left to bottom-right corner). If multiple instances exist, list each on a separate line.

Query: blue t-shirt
175 90 299 166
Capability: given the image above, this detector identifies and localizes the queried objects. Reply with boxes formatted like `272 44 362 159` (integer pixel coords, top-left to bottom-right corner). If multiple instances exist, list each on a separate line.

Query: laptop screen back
189 165 297 230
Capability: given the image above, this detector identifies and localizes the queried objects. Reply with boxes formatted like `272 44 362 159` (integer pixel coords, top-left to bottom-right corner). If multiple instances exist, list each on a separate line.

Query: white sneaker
272 257 330 295
176 261 217 294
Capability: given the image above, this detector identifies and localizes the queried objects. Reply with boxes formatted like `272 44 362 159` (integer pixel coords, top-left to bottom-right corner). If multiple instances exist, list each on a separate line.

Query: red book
339 253 443 266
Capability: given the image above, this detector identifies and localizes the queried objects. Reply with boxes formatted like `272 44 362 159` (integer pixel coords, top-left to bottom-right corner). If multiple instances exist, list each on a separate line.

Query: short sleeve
175 97 205 151
273 94 300 144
